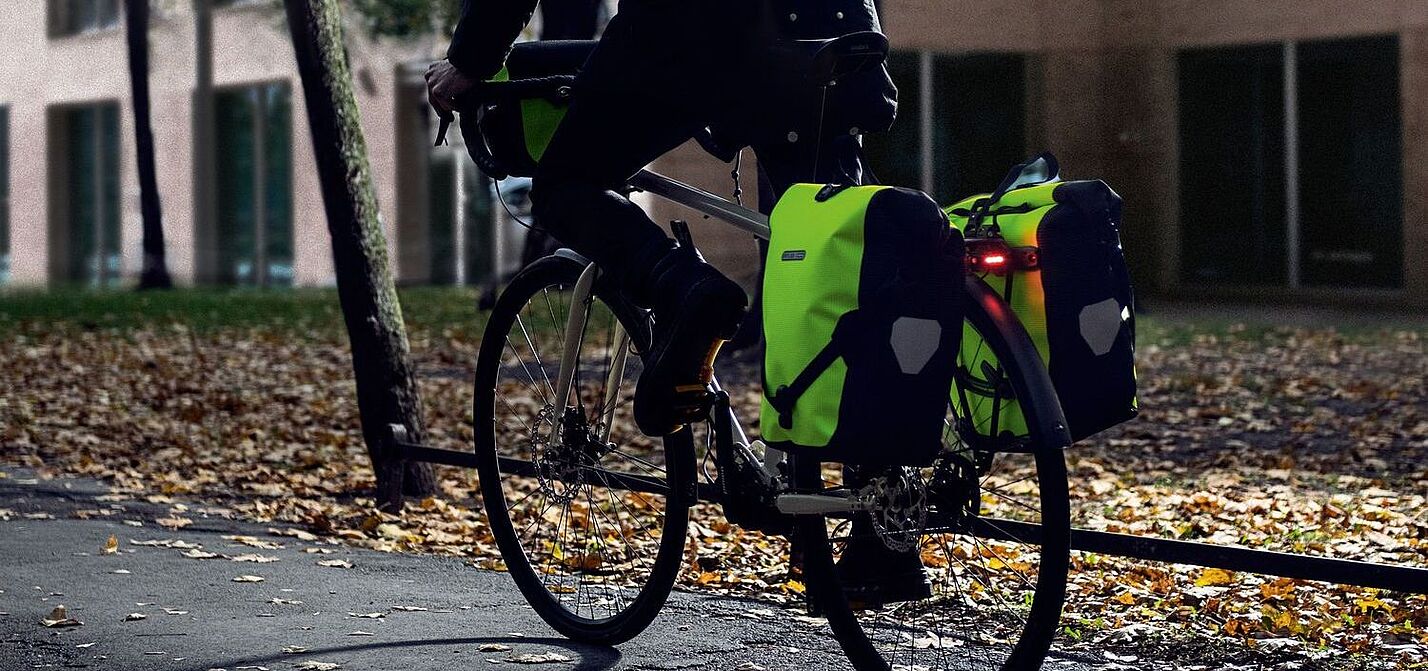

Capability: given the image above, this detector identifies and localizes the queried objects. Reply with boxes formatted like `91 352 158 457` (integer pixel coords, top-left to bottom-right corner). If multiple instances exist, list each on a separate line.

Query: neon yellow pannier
762 184 965 465
946 154 1137 445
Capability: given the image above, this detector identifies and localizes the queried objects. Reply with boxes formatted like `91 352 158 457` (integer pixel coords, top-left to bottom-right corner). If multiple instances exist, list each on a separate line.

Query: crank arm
775 492 871 516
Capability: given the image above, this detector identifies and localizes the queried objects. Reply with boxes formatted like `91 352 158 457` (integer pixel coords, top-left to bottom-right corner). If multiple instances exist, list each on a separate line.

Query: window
50 0 121 37
1297 36 1402 288
1178 45 1287 286
864 50 1027 204
930 53 1027 204
214 82 293 287
50 104 122 286
426 147 494 285
1178 35 1402 289
0 106 9 284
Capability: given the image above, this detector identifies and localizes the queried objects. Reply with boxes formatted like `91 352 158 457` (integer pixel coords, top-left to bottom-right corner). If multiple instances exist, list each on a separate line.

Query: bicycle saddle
804 31 890 86
504 39 596 76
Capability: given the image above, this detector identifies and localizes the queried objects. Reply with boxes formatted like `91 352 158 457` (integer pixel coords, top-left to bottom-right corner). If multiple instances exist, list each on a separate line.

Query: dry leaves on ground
1 320 1423 665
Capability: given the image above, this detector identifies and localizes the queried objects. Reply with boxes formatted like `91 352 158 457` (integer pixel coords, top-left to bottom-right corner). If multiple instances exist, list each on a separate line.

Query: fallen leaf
223 535 283 550
346 631 375 636
1194 568 1236 587
281 645 308 654
267 527 318 542
156 517 193 530
390 605 427 612
316 559 352 569
230 553 280 564
123 613 147 622
347 612 385 619
102 535 118 555
293 663 339 671
40 606 82 628
182 549 222 560
478 643 512 652
76 642 97 649
270 598 304 606
232 575 266 583
504 653 574 664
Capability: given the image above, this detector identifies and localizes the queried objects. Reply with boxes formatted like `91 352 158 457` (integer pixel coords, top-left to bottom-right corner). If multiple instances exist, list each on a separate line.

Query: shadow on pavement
186 636 622 671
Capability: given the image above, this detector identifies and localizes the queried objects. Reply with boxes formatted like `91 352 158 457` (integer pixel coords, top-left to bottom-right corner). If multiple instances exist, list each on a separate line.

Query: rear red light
965 239 1039 275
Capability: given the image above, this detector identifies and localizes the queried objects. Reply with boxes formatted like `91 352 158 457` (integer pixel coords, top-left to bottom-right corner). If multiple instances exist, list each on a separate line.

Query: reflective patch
1080 298 1124 356
890 317 941 374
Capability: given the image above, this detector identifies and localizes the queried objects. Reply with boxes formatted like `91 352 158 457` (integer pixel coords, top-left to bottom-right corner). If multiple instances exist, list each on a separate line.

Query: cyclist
428 0 929 606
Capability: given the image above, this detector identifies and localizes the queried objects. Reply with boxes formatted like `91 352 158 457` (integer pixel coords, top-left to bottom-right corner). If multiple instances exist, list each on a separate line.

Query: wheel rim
477 268 690 629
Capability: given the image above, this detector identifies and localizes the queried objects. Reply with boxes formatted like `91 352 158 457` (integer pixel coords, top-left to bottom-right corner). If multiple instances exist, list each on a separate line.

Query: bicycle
455 33 1074 671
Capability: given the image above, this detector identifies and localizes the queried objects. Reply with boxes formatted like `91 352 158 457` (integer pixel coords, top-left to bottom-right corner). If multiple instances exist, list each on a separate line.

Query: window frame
1175 35 1404 291
49 0 123 39
211 80 295 288
0 105 9 284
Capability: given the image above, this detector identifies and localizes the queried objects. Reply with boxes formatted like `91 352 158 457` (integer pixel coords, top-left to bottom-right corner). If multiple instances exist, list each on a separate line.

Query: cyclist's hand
425 59 479 118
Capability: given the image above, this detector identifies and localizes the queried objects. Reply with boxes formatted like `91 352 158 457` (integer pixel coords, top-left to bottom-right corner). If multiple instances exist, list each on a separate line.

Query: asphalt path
0 472 1127 671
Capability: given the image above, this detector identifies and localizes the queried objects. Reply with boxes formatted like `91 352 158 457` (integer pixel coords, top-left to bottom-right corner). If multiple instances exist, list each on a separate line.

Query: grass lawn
0 286 489 338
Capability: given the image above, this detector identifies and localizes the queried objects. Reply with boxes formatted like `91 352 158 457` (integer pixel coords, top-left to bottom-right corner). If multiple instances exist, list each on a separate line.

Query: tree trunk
282 0 436 510
127 0 172 290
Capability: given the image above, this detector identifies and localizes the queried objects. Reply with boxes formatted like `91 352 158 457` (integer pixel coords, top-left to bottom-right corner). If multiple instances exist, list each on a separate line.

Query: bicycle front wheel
796 276 1072 670
473 254 695 645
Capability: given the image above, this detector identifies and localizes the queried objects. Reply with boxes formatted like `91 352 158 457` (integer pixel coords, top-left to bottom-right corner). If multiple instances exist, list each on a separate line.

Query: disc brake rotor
857 469 930 553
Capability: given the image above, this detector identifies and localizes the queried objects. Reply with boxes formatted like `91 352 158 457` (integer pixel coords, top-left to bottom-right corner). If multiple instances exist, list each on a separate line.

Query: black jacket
446 0 539 79
445 0 883 80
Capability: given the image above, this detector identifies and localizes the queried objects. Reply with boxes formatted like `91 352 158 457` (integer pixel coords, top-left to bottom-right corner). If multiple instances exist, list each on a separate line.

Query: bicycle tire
795 276 1072 670
474 254 696 645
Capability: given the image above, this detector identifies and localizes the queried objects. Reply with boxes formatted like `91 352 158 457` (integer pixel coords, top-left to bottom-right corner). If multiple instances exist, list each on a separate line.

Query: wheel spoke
476 268 687 633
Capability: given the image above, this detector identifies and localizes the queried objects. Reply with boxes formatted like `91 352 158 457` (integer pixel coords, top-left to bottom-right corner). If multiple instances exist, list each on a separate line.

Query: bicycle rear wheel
474 254 695 645
796 277 1072 670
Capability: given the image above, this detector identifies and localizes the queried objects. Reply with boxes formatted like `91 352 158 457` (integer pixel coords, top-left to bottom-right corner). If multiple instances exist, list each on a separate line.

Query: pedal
668 386 716 427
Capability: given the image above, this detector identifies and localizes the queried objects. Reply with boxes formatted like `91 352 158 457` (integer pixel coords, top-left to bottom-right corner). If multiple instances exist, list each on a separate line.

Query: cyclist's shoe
633 250 747 436
835 536 932 609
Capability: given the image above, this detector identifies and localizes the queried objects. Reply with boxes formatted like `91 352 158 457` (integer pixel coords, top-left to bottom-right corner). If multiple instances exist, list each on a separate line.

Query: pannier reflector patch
891 317 941 374
1080 298 1124 356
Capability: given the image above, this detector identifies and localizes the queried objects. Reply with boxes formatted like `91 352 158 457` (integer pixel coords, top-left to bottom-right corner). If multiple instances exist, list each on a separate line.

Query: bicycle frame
553 169 790 498
391 168 1428 596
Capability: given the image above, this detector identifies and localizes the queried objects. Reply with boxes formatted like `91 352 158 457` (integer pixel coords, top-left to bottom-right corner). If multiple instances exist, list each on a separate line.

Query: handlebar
453 75 577 111
434 75 576 178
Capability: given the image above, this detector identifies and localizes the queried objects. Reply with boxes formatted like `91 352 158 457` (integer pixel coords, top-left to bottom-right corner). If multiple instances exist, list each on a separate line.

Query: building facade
1 1 1425 307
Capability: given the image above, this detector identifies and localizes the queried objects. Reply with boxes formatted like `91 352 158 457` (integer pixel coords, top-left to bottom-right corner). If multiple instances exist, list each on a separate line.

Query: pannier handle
969 152 1061 230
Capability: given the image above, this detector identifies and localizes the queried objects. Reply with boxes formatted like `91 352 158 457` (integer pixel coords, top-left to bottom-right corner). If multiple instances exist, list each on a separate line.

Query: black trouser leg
528 6 725 300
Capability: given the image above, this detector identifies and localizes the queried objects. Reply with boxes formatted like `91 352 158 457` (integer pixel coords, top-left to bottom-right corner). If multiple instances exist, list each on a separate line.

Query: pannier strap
765 311 860 430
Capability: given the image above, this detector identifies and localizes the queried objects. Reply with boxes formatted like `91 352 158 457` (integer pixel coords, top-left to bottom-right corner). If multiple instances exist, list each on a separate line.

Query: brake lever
435 116 452 147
